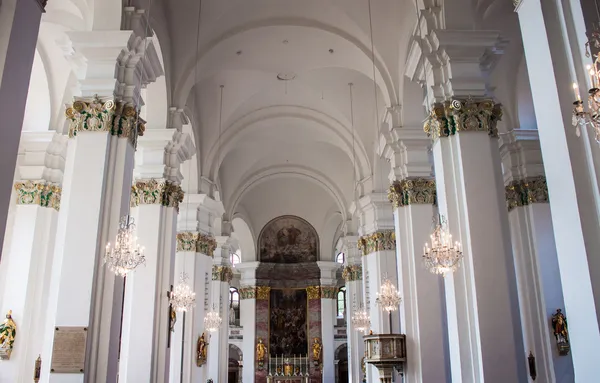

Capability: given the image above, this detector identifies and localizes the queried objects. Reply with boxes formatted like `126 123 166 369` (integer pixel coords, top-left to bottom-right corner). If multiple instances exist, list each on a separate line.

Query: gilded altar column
317 261 340 383
0 134 66 382
206 238 233 383
384 126 449 383
355 194 398 382
45 13 164 382
501 131 574 381
236 262 260 383
340 236 365 383
515 0 600 378
254 285 270 383
0 0 45 264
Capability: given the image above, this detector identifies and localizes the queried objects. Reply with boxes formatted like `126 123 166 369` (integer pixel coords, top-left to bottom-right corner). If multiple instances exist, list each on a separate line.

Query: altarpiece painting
269 289 308 355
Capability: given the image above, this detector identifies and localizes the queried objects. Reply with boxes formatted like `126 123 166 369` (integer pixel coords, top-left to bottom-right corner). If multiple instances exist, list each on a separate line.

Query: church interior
1 0 599 382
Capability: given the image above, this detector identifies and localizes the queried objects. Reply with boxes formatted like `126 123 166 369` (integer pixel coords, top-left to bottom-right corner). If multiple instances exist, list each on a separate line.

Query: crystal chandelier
375 278 402 312
572 23 600 143
104 216 145 276
423 215 463 275
351 305 371 333
204 304 222 332
169 272 196 312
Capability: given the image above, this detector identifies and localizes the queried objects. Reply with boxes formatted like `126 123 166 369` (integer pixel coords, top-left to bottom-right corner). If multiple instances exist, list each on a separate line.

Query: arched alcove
257 215 319 263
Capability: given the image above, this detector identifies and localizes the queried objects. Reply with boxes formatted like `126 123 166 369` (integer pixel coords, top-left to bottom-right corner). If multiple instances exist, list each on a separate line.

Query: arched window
229 287 240 326
336 252 345 264
337 286 346 318
230 251 241 267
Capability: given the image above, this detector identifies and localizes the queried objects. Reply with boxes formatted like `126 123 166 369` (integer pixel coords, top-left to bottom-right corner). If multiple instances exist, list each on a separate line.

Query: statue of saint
312 338 322 362
552 309 569 343
196 333 207 366
256 338 267 361
229 305 236 326
170 308 177 333
0 310 17 359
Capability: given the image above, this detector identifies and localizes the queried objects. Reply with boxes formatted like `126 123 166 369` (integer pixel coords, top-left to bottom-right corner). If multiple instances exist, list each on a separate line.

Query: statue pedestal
364 333 407 383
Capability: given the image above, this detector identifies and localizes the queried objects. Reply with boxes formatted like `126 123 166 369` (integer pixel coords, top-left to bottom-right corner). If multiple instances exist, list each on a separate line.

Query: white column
0 0 43 260
385 126 449 383
340 237 365 383
516 0 600 377
236 262 259 383
207 239 232 383
429 101 525 381
501 132 574 381
317 261 339 383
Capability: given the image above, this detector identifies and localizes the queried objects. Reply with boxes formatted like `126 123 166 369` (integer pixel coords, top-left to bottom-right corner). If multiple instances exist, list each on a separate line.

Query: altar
267 378 306 383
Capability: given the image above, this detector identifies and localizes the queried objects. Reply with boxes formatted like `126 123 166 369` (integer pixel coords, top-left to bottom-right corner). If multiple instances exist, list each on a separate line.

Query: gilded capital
14 181 61 211
256 286 271 300
506 176 549 211
358 230 396 256
424 99 502 140
176 232 217 257
212 265 233 283
65 96 145 148
321 286 337 299
388 178 436 208
131 179 184 212
240 287 257 300
342 265 363 281
306 286 321 300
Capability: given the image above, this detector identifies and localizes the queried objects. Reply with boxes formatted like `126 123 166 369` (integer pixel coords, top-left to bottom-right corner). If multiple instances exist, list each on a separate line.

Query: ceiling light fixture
276 72 296 81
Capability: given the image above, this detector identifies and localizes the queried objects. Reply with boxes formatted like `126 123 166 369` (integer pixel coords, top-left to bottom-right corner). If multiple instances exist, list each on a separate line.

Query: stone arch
335 343 348 360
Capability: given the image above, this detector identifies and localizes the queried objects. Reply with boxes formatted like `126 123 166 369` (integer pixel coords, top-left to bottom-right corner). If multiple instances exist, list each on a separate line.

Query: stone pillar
0 0 44 262
515 0 600 378
340 236 365 383
425 99 525 382
501 131 574 381
355 194 398 382
388 176 448 383
206 239 233 383
236 262 260 383
306 286 323 381
317 261 339 383
254 286 270 383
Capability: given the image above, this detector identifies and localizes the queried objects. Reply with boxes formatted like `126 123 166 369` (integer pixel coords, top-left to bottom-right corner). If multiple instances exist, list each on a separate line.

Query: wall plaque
50 327 87 373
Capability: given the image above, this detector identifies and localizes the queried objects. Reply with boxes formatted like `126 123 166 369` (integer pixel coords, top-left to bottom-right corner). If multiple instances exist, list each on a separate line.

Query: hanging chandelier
204 304 222 332
572 18 600 143
375 277 402 313
423 215 463 275
351 305 371 333
104 215 145 276
169 272 196 312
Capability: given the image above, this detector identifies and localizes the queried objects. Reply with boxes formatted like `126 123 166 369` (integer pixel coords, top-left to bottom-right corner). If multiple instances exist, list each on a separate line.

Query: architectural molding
342 265 362 281
14 181 61 210
256 286 271 300
424 99 503 140
306 286 321 300
358 230 396 256
131 179 184 211
321 286 337 299
175 232 217 256
211 265 233 283
239 287 256 300
65 96 146 147
506 176 549 211
388 178 436 208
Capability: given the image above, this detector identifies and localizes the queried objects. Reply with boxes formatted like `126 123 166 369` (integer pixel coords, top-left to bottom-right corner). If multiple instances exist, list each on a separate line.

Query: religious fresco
269 289 308 356
258 216 319 263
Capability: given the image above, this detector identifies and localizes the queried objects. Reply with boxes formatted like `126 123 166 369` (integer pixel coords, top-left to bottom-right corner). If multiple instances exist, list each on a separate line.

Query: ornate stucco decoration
65 96 145 147
14 181 61 211
256 286 271 300
424 99 503 140
342 265 363 281
506 176 549 211
306 286 321 300
388 178 436 208
358 230 396 256
176 232 217 256
320 287 337 299
239 287 256 300
131 179 184 212
211 265 233 283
